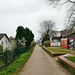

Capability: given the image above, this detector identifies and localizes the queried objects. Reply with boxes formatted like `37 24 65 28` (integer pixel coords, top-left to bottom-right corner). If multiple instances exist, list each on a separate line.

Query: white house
50 31 62 42
50 31 61 46
0 34 12 52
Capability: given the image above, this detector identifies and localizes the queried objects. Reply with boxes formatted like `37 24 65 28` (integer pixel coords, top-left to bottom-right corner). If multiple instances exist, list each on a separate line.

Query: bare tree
47 0 75 18
47 1 74 20
47 0 75 5
61 18 75 36
65 20 75 33
39 20 55 43
47 0 75 34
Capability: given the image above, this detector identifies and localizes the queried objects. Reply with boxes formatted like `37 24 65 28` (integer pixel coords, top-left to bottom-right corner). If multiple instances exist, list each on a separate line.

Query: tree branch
68 9 75 21
69 0 75 3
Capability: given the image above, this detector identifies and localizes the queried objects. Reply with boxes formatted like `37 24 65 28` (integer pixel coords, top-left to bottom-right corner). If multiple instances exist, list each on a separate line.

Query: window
6 41 7 44
1 41 4 44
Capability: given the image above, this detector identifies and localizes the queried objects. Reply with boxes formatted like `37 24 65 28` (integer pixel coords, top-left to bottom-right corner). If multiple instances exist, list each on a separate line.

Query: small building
61 38 75 49
0 34 12 52
61 32 75 49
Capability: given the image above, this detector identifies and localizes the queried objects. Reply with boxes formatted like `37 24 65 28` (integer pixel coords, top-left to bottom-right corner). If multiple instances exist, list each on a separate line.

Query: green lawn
0 47 35 75
47 47 75 55
58 61 75 75
66 56 75 63
39 45 43 47
0 61 4 66
47 47 70 53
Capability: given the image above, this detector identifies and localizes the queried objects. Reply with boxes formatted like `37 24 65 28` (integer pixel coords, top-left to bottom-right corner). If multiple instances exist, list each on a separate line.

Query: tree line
15 26 34 48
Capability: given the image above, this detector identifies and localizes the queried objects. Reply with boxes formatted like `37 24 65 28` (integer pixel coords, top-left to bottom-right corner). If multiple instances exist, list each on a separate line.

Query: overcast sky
0 0 68 41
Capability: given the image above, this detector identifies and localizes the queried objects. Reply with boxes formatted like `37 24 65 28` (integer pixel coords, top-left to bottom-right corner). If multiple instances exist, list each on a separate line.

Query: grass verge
47 47 75 55
66 56 75 63
39 45 43 47
57 61 75 75
47 47 70 53
0 47 35 75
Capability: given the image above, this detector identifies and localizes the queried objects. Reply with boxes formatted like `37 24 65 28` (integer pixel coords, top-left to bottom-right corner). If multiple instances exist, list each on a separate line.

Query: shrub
0 45 3 52
30 41 36 48
44 41 50 47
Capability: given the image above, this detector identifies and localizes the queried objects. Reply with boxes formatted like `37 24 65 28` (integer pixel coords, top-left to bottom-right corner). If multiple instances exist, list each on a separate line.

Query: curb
58 54 75 71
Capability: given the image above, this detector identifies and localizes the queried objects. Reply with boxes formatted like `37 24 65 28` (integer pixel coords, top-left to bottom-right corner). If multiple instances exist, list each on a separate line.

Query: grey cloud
0 0 67 41
0 0 45 15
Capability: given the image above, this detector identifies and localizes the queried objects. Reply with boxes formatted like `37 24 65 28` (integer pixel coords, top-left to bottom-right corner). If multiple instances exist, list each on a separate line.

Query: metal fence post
5 50 7 67
18 48 19 57
13 49 15 60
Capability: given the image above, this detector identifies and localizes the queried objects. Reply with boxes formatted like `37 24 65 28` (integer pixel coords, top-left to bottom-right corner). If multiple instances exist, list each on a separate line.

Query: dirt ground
18 45 71 75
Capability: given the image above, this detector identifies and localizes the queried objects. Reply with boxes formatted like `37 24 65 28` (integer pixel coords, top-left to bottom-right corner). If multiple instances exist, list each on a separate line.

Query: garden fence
0 47 28 69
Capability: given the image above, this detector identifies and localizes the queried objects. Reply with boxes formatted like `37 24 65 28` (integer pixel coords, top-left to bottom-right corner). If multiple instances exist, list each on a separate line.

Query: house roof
0 34 9 41
9 36 15 40
64 32 75 38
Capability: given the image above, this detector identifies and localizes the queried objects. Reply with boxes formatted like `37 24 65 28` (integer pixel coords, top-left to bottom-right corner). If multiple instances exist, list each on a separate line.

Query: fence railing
0 47 28 69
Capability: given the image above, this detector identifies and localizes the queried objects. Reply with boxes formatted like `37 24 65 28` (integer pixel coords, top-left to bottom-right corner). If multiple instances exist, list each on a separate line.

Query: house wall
10 40 17 50
53 39 60 42
50 38 61 42
61 38 68 49
61 38 75 49
0 35 12 52
50 31 61 42
53 32 61 37
56 32 61 37
50 42 61 46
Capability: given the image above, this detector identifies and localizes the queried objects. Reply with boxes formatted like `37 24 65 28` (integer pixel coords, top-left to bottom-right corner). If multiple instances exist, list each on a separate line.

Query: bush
44 41 50 47
0 45 3 52
30 41 36 48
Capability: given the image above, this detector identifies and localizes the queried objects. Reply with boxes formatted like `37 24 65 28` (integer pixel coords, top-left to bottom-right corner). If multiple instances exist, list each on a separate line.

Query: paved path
18 45 70 75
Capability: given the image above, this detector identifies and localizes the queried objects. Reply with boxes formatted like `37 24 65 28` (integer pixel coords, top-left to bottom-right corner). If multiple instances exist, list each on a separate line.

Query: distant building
50 31 62 42
17 37 26 47
0 34 12 52
9 36 17 49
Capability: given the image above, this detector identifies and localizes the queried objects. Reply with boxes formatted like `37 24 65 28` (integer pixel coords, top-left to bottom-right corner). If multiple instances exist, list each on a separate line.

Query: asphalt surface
18 45 70 75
